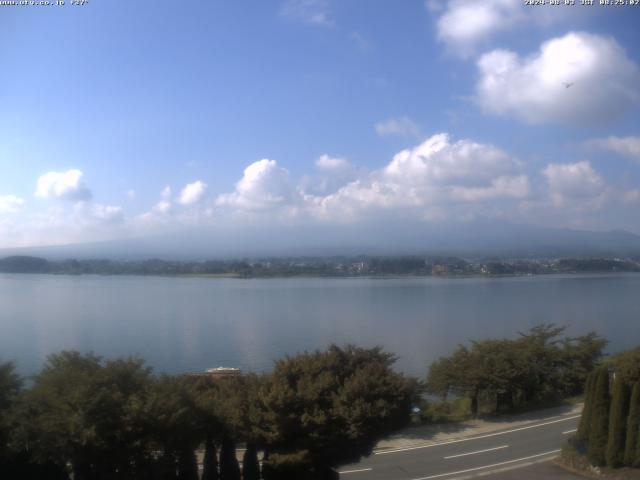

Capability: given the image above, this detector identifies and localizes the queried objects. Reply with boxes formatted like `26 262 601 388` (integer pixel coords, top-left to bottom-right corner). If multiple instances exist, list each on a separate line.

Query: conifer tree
177 449 199 480
242 444 260 480
219 435 241 480
606 375 630 467
577 371 595 442
202 438 219 480
587 367 611 466
624 382 640 467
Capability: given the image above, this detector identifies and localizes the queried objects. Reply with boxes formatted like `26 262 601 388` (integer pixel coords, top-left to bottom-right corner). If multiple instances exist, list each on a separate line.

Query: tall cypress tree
624 382 640 467
202 438 219 480
587 367 610 466
577 371 596 442
606 375 630 467
219 436 241 480
177 449 199 480
242 444 260 480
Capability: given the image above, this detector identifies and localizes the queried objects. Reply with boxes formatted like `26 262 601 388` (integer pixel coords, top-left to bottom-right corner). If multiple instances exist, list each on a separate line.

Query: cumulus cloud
35 169 92 201
0 195 24 214
315 154 351 172
436 0 522 57
587 136 640 162
432 0 587 57
178 180 208 206
279 0 332 26
313 133 529 221
475 32 640 125
542 161 605 207
374 117 421 138
81 203 124 225
216 159 297 211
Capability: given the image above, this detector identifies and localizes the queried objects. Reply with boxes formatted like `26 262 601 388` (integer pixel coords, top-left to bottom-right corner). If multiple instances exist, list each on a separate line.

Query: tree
624 382 640 467
256 345 414 476
201 437 219 480
219 435 241 480
606 375 630 467
242 444 260 480
146 375 203 480
576 371 595 442
15 352 154 479
613 347 640 384
587 367 610 466
426 325 606 417
427 346 482 415
559 332 608 397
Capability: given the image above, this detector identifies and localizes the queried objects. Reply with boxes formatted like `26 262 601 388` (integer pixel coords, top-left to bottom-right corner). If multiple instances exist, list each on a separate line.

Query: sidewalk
374 403 583 452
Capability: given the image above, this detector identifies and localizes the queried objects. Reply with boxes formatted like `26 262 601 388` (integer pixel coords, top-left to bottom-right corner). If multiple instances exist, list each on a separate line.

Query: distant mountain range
1 220 639 260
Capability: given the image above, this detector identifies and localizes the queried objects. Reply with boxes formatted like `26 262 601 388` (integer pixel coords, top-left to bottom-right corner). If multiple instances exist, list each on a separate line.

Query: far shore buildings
186 367 242 381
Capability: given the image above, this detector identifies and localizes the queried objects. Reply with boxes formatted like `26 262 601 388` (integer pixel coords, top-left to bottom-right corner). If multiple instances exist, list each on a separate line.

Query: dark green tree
242 443 260 480
587 367 611 466
624 382 640 467
146 375 203 480
606 375 630 467
14 352 154 479
201 437 219 480
426 325 606 417
257 345 414 477
577 371 595 442
613 347 640 384
219 435 241 480
559 332 608 397
177 449 199 480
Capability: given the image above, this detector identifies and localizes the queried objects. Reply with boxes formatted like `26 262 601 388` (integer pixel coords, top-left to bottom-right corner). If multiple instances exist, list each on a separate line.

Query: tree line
0 326 615 479
0 346 416 479
2 255 639 277
575 346 640 468
426 325 607 416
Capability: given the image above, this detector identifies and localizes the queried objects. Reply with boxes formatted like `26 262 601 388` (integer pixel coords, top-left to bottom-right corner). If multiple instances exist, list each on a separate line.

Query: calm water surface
1 273 639 377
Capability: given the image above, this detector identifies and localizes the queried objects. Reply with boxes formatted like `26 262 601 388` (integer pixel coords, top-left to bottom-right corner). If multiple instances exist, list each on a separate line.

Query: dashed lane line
411 449 562 480
444 445 508 460
339 467 373 475
375 415 579 456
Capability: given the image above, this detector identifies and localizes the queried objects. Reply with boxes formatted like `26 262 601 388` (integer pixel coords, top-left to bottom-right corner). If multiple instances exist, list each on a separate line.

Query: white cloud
216 159 296 211
126 189 136 200
153 200 172 215
436 0 522 57
475 32 640 125
450 175 530 201
374 117 421 138
315 154 350 172
313 133 528 221
542 161 605 207
83 203 124 224
178 180 208 206
0 195 24 214
35 169 92 201
279 0 332 26
383 133 519 186
623 189 640 204
161 186 172 200
587 136 640 162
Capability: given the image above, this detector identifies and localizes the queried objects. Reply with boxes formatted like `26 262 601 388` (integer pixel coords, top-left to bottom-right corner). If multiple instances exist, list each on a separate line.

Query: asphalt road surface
339 413 580 480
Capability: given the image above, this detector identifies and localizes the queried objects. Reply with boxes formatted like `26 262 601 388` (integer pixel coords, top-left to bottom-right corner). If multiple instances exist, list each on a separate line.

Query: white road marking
443 445 508 459
411 449 561 480
562 428 577 435
375 415 580 455
339 467 373 474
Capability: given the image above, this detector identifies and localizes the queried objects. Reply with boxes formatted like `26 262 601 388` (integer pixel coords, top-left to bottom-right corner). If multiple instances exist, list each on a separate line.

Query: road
339 413 580 480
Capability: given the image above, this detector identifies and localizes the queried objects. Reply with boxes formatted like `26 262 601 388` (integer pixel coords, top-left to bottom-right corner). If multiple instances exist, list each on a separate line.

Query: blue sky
1 0 640 248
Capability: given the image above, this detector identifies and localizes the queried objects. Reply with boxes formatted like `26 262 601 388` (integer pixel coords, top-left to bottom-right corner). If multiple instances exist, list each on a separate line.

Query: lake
1 273 639 377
